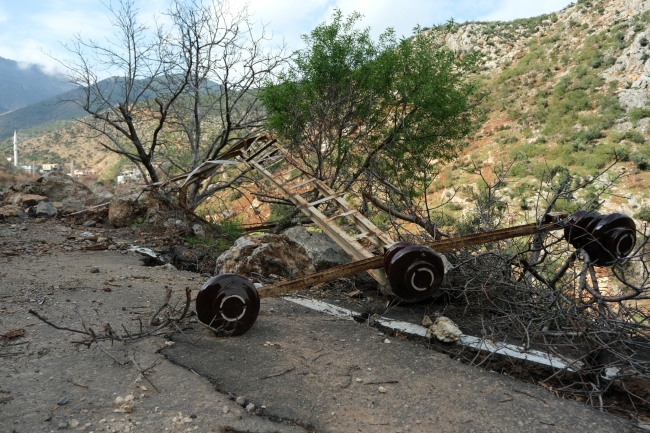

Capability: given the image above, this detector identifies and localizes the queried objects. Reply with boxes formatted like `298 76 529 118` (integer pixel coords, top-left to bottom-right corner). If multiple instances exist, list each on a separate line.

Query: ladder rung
308 195 337 206
288 178 315 190
326 210 356 221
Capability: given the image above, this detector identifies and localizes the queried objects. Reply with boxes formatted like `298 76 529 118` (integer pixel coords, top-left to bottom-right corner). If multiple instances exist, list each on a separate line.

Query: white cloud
0 0 574 73
477 0 572 21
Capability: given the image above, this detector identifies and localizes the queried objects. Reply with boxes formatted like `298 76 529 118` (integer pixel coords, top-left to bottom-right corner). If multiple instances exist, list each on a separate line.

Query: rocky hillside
435 0 650 221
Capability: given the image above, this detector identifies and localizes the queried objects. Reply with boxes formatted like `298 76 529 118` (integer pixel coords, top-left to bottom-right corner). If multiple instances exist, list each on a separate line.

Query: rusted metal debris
256 218 567 299
170 135 639 336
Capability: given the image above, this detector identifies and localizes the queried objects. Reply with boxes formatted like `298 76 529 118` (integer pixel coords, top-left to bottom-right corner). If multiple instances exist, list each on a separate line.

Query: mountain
0 57 73 114
0 77 161 140
0 88 88 140
0 75 212 140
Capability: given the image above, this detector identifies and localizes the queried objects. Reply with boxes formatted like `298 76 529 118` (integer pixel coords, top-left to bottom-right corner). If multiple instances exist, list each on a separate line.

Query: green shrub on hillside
625 130 646 144
630 151 649 170
634 206 650 222
629 107 650 124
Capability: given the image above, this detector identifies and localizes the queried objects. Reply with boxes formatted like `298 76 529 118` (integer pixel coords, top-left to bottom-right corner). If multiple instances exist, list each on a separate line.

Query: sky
0 0 573 74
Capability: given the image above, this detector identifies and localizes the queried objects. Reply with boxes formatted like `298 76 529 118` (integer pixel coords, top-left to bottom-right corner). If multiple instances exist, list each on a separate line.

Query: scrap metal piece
196 274 260 336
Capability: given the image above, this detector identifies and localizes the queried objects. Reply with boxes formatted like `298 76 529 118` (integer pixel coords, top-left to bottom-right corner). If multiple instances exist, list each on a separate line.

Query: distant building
42 163 63 172
117 168 143 185
73 169 92 177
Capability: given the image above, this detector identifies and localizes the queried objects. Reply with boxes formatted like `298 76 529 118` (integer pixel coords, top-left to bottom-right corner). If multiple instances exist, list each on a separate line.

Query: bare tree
57 0 286 209
160 0 286 209
57 0 185 183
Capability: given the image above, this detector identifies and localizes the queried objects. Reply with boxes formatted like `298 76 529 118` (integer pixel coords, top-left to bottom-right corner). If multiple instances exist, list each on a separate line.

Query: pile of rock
0 172 180 230
0 172 92 220
214 226 376 287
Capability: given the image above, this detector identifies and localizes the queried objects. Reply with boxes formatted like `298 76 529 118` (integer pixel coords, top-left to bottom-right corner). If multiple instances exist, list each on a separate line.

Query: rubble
35 201 58 217
39 171 92 212
108 197 137 228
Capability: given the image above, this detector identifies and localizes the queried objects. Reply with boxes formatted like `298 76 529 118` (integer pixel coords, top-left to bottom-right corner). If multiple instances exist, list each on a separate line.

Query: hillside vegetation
437 0 650 223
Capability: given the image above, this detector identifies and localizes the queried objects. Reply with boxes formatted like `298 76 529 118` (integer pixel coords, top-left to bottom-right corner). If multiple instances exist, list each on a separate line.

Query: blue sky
0 0 573 74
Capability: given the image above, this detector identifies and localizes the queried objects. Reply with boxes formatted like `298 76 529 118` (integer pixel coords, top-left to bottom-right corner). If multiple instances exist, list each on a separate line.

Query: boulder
19 194 49 207
0 205 23 218
35 201 58 217
215 234 315 281
39 172 92 212
284 226 352 271
108 198 136 228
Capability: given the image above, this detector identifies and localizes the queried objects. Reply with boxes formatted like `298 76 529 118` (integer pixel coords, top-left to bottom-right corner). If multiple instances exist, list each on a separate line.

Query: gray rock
283 226 352 271
192 223 205 237
85 191 114 206
246 403 255 412
108 198 136 228
35 201 58 217
83 220 97 227
39 172 91 212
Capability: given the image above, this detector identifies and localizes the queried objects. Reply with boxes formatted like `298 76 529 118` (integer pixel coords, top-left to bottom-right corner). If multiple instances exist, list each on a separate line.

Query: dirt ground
0 216 638 432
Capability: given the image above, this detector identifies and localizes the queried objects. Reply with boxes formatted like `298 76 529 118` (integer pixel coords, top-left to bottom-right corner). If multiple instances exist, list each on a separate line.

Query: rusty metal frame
257 218 566 298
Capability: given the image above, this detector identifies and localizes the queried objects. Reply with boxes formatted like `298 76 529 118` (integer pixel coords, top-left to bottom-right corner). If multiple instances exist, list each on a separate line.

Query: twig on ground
150 288 172 326
261 366 295 380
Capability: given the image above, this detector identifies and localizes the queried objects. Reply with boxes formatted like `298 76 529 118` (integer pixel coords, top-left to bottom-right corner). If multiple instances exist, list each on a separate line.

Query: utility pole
13 130 18 167
70 159 74 177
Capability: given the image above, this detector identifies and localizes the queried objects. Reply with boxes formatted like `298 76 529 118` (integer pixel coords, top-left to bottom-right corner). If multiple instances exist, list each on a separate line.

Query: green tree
260 11 480 238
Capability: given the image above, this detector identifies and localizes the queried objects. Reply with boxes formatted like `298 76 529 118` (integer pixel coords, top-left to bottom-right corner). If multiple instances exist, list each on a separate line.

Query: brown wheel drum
196 274 260 336
564 210 636 266
385 244 445 302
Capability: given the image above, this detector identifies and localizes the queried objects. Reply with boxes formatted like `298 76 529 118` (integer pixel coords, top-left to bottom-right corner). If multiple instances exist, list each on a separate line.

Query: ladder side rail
248 159 389 287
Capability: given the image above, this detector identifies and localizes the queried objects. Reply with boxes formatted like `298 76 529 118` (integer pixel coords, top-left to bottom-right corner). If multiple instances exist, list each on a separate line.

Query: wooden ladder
239 138 394 289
